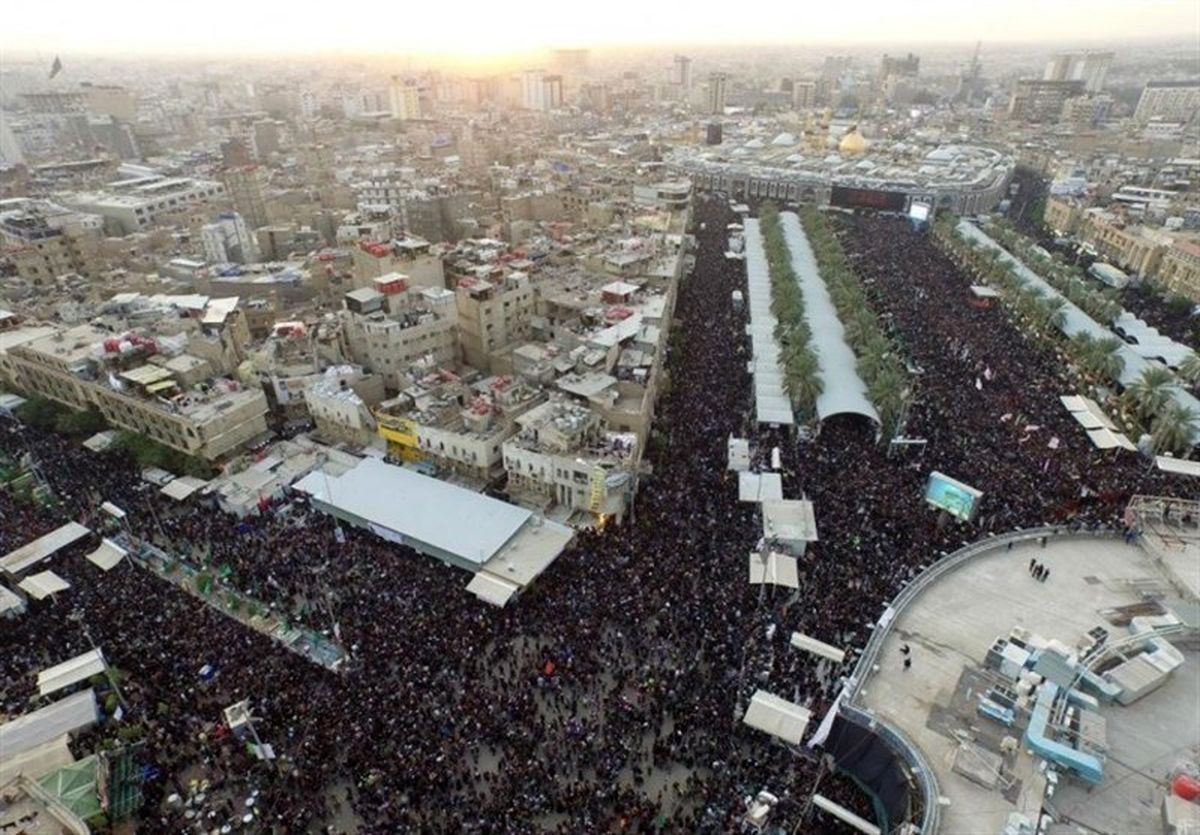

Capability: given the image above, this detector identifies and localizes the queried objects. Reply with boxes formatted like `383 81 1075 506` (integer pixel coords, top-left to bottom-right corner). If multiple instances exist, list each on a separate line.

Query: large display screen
830 186 908 212
925 471 983 522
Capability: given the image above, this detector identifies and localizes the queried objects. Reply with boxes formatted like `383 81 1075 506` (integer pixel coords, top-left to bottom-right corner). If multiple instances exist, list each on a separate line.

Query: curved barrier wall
837 526 1119 834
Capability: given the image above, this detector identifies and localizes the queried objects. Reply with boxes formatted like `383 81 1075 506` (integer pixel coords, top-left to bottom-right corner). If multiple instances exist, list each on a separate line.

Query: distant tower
674 55 693 91
708 73 728 115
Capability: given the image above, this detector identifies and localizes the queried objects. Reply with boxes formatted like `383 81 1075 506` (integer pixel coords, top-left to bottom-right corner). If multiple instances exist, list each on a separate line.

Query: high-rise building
0 118 24 164
221 166 269 230
253 120 281 158
221 137 253 168
1043 51 1113 94
708 73 728 115
705 122 723 145
202 211 260 264
880 53 920 79
543 75 564 109
389 77 421 120
521 69 546 111
793 81 817 109
673 55 693 91
1134 81 1200 124
1008 79 1084 123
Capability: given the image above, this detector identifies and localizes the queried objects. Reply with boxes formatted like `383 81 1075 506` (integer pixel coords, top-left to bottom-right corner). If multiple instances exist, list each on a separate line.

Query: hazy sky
1 0 1197 58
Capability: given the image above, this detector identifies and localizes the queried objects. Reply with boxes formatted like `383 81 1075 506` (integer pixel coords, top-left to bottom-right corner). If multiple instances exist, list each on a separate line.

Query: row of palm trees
988 219 1123 325
798 207 910 438
934 217 1198 457
759 203 823 417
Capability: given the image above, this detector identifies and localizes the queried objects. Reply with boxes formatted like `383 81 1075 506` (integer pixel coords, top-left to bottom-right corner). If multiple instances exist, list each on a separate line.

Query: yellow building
1156 241 1200 302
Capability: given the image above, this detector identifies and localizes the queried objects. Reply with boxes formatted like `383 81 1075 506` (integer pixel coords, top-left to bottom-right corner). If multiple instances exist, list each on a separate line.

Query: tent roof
38 755 101 820
1086 427 1136 451
38 649 106 698
0 689 98 758
744 219 795 426
738 471 783 503
465 571 521 607
780 212 880 426
790 631 847 664
160 476 208 501
19 570 71 600
749 551 800 588
762 499 818 543
0 583 24 614
295 457 531 565
85 539 126 572
1 522 90 575
1155 456 1200 477
742 689 812 745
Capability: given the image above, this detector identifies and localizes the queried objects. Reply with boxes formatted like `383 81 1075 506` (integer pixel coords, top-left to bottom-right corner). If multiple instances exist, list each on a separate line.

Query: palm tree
1178 353 1200 388
1088 337 1126 383
868 365 908 436
1039 296 1068 334
1126 366 1176 424
1151 403 1198 456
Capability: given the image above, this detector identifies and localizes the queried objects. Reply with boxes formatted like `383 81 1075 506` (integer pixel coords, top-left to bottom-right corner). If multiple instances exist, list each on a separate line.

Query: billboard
830 186 908 212
925 471 983 522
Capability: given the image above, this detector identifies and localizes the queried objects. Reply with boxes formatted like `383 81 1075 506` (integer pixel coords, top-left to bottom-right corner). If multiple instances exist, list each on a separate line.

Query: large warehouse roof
295 458 532 566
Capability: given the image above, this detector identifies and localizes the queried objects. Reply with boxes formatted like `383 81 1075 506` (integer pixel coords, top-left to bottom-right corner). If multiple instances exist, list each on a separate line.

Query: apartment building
502 398 637 522
61 175 226 235
3 323 268 460
351 237 445 289
1156 241 1200 301
455 272 538 371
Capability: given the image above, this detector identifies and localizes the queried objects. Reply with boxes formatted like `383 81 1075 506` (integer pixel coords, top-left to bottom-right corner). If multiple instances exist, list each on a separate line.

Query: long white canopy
38 649 107 698
18 570 71 600
742 689 812 745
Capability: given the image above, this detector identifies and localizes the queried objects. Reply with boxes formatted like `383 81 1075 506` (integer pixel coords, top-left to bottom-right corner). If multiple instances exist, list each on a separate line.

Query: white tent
812 796 881 835
0 689 98 758
762 500 818 550
37 649 107 698
738 472 783 503
19 570 71 600
465 571 521 607
789 631 846 664
85 539 127 572
742 689 812 745
1 522 90 575
727 437 751 472
161 476 209 502
1155 456 1200 477
748 551 800 588
1086 427 1137 451
0 584 25 617
100 501 126 520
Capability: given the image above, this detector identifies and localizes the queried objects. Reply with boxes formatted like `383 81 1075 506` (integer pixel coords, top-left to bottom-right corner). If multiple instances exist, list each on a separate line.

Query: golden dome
839 127 868 155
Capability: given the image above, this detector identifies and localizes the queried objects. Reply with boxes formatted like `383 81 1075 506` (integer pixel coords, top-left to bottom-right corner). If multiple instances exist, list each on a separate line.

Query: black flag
49 56 63 79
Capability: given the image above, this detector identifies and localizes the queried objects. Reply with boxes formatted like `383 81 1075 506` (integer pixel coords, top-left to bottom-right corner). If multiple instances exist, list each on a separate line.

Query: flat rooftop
856 535 1199 835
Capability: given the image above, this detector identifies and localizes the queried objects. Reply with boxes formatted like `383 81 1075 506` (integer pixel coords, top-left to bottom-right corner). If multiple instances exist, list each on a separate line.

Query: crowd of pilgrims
0 196 1187 834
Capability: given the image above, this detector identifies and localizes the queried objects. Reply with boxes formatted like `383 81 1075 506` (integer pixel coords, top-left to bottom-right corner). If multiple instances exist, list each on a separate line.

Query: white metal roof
160 476 209 502
789 631 847 664
37 649 107 698
85 539 126 572
1 522 91 575
780 212 880 425
0 689 98 757
19 570 71 600
0 583 24 615
295 457 532 565
738 471 783 503
744 219 795 426
465 571 521 607
742 689 812 745
762 499 819 543
748 551 799 588
1155 456 1200 477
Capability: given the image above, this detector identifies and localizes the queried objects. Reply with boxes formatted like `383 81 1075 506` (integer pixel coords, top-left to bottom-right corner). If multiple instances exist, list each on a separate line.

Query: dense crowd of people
0 196 1187 834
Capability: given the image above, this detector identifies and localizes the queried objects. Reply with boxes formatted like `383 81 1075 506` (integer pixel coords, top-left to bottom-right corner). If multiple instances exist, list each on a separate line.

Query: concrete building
673 55 693 91
521 70 546 112
2 323 268 461
351 238 445 290
502 398 637 522
334 281 459 390
792 81 817 110
302 365 383 447
202 211 259 265
708 73 728 115
0 199 102 283
1008 80 1085 123
1156 240 1200 301
1134 81 1200 125
389 77 421 121
1043 51 1113 93
456 272 538 371
60 175 225 235
220 166 270 230
880 52 920 79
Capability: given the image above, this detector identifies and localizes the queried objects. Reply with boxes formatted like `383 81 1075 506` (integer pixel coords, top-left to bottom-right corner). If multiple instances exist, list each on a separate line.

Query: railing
839 526 1120 834
119 534 348 672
